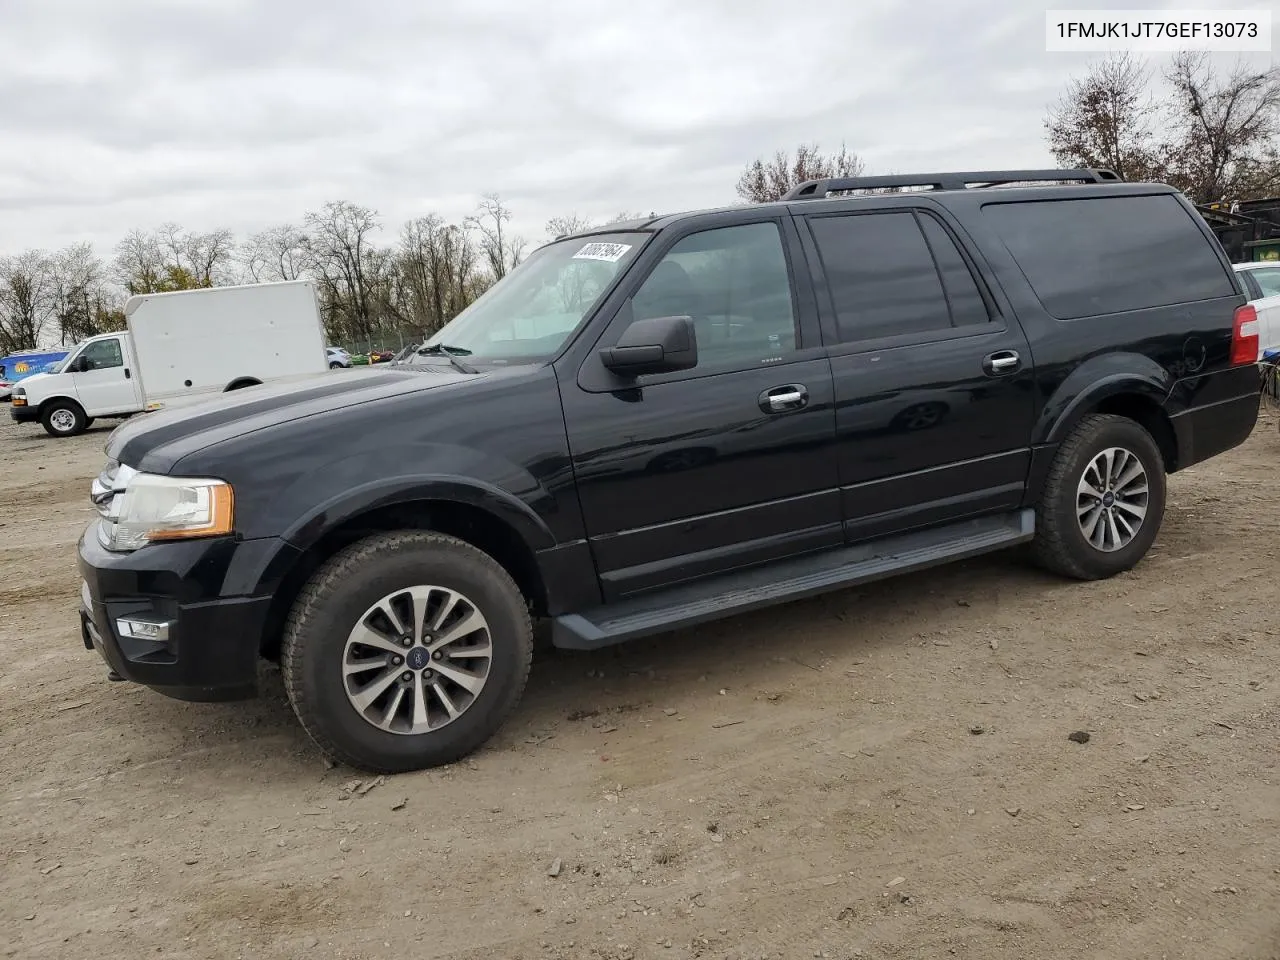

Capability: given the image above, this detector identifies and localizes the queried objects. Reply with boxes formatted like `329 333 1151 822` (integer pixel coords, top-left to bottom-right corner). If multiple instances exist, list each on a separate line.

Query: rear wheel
1033 414 1166 580
281 531 534 773
41 400 87 438
329 361 343 369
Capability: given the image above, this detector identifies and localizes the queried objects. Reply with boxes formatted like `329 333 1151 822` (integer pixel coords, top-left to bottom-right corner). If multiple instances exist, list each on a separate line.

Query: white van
11 280 330 437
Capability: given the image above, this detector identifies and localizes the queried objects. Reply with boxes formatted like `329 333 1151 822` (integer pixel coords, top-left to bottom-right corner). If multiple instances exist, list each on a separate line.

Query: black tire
1032 413 1166 580
41 400 87 438
281 531 534 773
329 362 343 369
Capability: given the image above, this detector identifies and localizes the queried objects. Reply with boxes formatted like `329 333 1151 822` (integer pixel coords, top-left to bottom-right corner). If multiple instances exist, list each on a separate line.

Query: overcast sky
1 0 1275 259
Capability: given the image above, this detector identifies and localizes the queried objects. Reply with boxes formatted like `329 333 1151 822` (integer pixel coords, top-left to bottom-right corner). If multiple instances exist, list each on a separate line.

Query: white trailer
10 280 331 437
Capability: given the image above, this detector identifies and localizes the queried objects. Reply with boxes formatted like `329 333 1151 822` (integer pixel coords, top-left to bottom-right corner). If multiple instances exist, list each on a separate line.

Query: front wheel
1032 414 1167 580
281 531 534 773
41 401 87 438
329 361 343 369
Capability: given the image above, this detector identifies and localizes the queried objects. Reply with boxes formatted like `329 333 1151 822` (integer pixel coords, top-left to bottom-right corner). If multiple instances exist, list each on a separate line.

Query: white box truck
10 280 331 437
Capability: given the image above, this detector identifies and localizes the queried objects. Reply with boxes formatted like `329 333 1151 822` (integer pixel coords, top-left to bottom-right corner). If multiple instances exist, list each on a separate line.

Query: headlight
98 473 234 552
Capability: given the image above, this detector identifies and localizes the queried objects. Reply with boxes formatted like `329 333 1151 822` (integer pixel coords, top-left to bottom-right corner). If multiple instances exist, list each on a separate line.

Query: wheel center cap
1102 491 1116 508
406 647 431 671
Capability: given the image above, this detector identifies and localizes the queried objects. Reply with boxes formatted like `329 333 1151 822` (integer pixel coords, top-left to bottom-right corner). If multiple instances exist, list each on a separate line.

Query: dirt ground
1 408 1278 960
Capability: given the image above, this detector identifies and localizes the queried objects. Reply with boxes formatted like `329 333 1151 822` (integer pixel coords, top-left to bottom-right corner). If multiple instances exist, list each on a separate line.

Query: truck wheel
281 531 534 773
1032 414 1166 580
41 401 87 438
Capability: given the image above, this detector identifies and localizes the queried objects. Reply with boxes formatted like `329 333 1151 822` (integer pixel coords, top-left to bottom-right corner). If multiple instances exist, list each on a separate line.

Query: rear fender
1034 353 1174 446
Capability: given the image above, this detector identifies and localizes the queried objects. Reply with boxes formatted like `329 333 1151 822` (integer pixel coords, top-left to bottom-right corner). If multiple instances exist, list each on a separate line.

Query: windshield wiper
418 343 479 374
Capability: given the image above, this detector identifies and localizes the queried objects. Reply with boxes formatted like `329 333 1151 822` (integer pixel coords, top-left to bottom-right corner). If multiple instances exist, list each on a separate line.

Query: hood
107 365 476 472
14 371 51 388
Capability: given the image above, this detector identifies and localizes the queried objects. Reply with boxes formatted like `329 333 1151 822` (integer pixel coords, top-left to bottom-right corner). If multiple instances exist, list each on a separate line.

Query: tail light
1231 304 1259 366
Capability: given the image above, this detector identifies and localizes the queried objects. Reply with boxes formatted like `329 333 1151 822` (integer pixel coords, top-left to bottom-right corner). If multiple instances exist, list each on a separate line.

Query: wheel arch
37 394 86 419
1037 367 1179 473
224 377 263 391
257 492 551 660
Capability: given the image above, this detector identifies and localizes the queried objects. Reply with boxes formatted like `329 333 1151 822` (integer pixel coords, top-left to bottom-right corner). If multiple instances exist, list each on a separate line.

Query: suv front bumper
77 522 283 702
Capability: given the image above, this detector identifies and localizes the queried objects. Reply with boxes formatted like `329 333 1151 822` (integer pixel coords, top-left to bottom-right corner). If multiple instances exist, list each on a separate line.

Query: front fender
261 442 559 553
1034 352 1174 445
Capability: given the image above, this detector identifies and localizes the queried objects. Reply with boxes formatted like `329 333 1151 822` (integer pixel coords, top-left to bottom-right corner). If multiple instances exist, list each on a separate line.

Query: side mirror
68 356 89 373
600 315 698 377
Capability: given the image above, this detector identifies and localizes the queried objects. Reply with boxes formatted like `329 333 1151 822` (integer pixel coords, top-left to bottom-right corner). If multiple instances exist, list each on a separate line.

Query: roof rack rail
782 168 1122 201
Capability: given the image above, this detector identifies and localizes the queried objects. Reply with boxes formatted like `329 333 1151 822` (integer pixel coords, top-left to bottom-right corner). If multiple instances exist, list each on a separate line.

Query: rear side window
918 214 990 328
807 211 991 344
984 194 1236 319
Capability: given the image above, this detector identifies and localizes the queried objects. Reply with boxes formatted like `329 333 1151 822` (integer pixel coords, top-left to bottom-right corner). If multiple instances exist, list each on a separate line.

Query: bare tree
241 224 310 283
113 229 167 295
545 213 595 240
736 143 865 203
49 243 124 344
398 215 452 335
8 193 541 351
187 229 236 286
0 250 58 352
1046 52 1165 182
1165 52 1280 202
444 224 488 316
468 194 526 281
304 201 384 344
156 223 235 285
113 225 234 294
606 211 648 224
1046 53 1280 203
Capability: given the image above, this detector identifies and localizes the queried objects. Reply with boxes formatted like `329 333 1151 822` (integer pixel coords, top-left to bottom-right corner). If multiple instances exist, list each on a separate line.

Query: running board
552 509 1034 650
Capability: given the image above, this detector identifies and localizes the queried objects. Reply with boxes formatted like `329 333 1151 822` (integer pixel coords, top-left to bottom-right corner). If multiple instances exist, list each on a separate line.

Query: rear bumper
77 523 279 701
1169 391 1260 471
9 402 37 423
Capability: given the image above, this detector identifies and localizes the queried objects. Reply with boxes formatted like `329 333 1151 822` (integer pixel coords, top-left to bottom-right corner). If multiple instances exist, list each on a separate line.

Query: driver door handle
759 384 808 414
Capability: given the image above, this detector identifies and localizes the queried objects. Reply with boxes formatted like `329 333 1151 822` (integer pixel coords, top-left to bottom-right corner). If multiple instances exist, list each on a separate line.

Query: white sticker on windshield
573 242 632 262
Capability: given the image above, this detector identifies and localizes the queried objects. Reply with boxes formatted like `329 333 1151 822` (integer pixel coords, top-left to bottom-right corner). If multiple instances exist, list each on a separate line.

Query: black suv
78 169 1262 773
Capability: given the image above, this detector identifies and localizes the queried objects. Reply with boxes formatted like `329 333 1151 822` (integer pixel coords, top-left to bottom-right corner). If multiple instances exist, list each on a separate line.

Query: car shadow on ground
116 550 1071 783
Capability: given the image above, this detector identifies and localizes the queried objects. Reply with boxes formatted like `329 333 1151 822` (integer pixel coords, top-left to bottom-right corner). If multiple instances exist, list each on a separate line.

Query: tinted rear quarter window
984 194 1235 319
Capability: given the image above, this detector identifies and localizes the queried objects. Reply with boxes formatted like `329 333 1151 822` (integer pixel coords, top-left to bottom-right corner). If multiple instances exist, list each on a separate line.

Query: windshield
418 232 648 364
43 359 66 374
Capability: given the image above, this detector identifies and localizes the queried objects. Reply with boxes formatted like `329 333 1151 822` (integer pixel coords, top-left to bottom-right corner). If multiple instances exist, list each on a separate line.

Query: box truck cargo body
10 281 330 437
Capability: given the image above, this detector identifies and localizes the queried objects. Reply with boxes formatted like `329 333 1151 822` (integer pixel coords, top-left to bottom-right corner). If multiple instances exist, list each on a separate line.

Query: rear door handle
983 351 1021 376
124 368 131 379
759 384 808 413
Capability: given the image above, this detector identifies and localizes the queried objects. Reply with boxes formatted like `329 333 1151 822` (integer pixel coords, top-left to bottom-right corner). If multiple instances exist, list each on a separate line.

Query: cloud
1 0 1273 258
